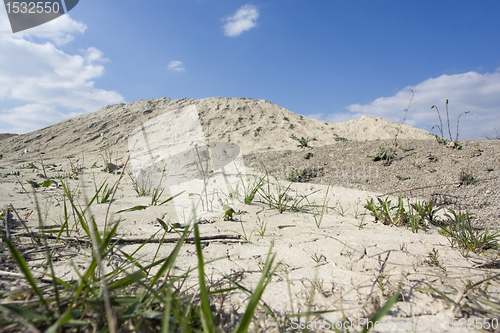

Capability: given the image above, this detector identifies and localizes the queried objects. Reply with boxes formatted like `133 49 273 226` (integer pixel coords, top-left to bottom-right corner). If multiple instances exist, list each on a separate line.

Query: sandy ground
1 97 499 332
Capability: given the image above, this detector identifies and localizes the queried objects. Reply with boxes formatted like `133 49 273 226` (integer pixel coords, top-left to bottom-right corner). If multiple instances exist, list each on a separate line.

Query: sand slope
0 97 433 159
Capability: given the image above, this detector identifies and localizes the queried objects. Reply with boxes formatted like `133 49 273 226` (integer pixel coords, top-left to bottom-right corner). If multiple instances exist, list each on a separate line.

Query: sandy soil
1 97 499 332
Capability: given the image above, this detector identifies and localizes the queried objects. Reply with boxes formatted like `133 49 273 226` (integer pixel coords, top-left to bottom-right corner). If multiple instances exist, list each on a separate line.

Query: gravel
244 138 500 231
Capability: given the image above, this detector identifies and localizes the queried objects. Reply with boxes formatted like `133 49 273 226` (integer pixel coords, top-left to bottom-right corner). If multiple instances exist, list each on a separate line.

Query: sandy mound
0 97 433 159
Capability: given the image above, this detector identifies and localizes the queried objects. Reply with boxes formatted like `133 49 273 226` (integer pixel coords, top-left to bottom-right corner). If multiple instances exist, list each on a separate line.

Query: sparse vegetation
367 146 396 165
333 134 348 142
431 99 469 149
364 196 428 232
286 167 317 182
438 209 500 257
290 134 316 148
460 169 475 185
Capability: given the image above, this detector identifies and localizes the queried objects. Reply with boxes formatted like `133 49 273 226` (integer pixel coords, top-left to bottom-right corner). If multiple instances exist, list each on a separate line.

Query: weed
128 170 152 196
309 178 332 228
439 209 500 257
310 253 326 264
460 169 475 185
240 174 266 205
333 134 348 142
411 200 442 225
258 175 314 214
254 215 267 236
367 146 396 165
333 200 349 217
286 167 317 182
364 197 394 225
424 248 443 269
483 128 500 140
431 100 469 148
398 146 413 152
1 180 279 332
364 196 426 232
237 221 253 242
395 175 411 181
290 134 316 148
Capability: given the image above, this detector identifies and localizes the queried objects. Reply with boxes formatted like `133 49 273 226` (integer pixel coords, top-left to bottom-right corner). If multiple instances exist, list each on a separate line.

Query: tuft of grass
241 174 266 205
254 215 268 237
258 174 315 214
333 134 348 142
438 209 500 257
364 196 427 232
290 134 316 148
286 167 317 182
460 169 475 185
367 147 395 165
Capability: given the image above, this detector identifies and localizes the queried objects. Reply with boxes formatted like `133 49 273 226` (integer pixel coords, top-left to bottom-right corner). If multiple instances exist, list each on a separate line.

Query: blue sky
1 1 499 139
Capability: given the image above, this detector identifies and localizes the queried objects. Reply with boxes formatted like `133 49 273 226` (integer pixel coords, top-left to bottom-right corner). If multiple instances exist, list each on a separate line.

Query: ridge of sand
0 97 433 159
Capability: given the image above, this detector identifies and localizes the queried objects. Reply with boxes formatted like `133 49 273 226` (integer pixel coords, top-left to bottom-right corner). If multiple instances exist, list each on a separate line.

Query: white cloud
167 60 185 72
222 4 259 37
0 11 125 134
335 71 500 140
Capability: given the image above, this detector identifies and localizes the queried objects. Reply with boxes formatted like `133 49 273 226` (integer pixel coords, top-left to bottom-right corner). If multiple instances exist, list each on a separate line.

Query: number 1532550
5 2 61 14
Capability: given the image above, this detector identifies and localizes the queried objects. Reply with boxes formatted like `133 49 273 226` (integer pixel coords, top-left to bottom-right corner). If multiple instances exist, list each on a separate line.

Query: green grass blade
149 225 190 287
159 190 185 206
361 288 401 333
116 205 148 213
233 242 277 333
0 304 45 322
161 292 172 333
193 221 216 333
1 234 51 318
45 309 75 333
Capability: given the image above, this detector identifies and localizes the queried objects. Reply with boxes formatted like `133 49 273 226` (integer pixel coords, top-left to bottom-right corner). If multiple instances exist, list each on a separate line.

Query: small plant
237 221 253 242
367 147 395 165
290 134 316 148
254 215 267 236
333 134 348 142
460 169 475 185
364 197 394 225
128 170 152 196
424 248 443 269
439 209 500 257
258 175 313 214
395 175 410 181
411 200 442 225
333 200 349 217
364 196 426 232
286 167 317 182
240 174 265 205
223 204 235 221
431 99 469 149
398 146 413 152
310 253 326 263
